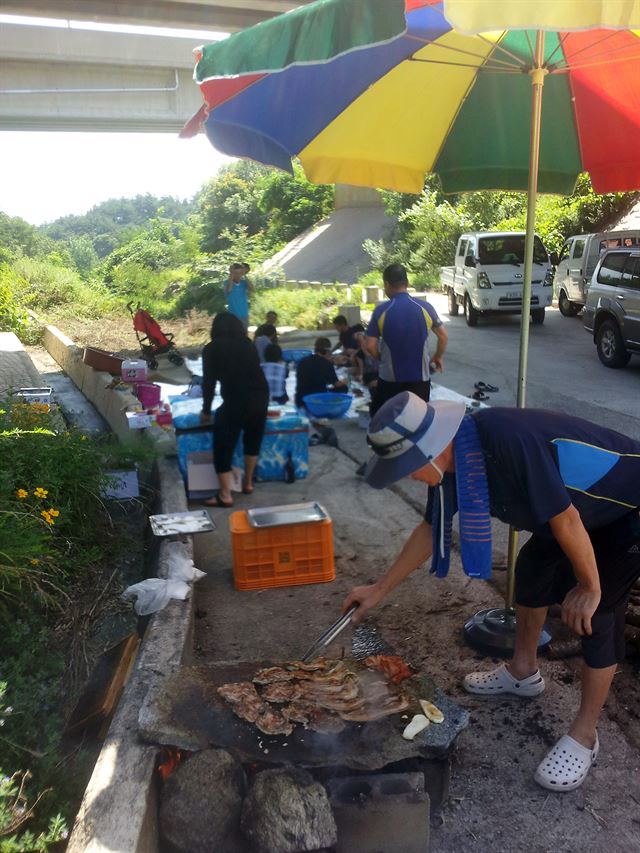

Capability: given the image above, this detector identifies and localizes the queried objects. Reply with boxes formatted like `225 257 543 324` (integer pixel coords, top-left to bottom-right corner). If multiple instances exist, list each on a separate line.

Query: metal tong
301 605 358 663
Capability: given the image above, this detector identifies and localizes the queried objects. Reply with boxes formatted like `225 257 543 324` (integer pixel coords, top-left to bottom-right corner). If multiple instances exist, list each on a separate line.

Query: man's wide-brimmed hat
365 392 466 489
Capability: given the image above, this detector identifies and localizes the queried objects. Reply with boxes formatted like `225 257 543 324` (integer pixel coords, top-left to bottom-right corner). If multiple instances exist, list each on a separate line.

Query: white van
555 230 640 317
440 232 554 326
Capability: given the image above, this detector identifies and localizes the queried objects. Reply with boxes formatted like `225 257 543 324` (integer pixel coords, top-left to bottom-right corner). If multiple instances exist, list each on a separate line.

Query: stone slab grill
138 661 468 770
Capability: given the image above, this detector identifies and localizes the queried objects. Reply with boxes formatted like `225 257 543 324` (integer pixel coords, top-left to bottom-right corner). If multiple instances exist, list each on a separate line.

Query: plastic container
15 387 52 405
135 382 162 408
303 392 352 419
82 346 124 375
121 359 148 383
230 510 335 590
282 348 313 364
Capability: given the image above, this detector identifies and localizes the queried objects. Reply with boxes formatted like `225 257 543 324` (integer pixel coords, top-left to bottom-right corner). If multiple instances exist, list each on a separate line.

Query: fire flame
157 747 183 781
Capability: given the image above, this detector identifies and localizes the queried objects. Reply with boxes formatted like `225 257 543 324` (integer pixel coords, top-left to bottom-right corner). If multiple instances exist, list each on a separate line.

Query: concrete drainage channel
39 324 195 853
44 323 444 852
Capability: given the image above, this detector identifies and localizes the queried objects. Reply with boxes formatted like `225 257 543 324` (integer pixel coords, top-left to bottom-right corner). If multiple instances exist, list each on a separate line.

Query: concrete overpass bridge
0 1 313 132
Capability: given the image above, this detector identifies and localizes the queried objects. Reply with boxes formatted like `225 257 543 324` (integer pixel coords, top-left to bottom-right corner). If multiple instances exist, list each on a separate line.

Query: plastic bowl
282 348 313 364
303 392 352 419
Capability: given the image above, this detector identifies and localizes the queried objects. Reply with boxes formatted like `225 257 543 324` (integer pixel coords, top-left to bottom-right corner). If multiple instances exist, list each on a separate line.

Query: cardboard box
101 470 140 499
186 452 241 498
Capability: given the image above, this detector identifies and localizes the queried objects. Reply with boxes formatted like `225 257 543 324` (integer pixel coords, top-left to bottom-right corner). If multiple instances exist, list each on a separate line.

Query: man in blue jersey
344 392 640 792
365 264 448 415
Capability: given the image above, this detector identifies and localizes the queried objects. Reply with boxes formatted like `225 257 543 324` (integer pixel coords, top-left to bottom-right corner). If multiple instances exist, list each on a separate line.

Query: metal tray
149 510 216 536
246 502 329 528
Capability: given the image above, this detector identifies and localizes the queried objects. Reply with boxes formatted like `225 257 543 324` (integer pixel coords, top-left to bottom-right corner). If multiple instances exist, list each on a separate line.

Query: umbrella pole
464 31 551 654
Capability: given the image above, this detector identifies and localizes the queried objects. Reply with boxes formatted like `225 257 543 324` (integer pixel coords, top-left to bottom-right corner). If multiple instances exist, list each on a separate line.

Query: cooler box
173 411 244 478
230 510 335 590
256 411 309 482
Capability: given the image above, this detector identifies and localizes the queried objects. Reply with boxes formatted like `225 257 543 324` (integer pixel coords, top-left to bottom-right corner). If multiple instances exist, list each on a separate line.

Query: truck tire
531 308 545 325
596 319 631 368
558 289 580 317
464 295 478 327
448 288 459 316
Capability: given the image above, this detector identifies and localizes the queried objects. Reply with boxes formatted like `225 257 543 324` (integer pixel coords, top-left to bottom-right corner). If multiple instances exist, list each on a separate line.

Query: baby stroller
126 302 184 370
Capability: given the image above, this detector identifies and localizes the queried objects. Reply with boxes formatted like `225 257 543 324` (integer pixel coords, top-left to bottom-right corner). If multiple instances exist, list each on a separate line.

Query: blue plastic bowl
282 348 313 364
303 392 353 419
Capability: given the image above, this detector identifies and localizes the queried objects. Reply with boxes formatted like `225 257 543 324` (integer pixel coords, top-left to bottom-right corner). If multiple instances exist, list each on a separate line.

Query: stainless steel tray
246 502 329 528
149 510 216 536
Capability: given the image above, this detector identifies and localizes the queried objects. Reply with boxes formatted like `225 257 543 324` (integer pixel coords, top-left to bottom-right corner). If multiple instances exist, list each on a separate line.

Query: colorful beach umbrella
186 0 640 197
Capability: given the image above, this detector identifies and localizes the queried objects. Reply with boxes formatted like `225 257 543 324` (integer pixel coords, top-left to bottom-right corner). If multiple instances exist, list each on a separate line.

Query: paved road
429 293 640 441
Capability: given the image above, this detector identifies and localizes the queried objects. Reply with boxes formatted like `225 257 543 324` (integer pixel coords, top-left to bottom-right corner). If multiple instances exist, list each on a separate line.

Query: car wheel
558 289 580 317
464 295 478 327
531 308 545 325
596 319 631 368
448 288 459 316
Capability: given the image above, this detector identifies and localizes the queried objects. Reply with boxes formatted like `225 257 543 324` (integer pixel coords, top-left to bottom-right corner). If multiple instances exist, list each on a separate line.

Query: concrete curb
40 323 195 852
42 324 140 439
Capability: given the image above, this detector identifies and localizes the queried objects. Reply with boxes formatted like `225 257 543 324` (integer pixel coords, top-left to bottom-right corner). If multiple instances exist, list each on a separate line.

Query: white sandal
463 663 545 697
534 733 599 792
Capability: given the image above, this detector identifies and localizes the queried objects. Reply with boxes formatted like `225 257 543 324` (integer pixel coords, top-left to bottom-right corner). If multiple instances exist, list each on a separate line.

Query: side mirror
464 255 476 268
549 251 559 266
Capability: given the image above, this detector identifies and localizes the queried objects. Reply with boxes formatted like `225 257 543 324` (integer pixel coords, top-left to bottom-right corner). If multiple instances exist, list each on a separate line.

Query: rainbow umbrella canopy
187 0 640 196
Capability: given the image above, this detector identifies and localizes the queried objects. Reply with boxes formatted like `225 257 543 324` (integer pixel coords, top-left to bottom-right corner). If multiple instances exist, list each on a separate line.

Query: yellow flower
80 435 87 441
47 508 60 518
30 559 40 565
16 489 28 499
40 510 54 526
33 487 48 499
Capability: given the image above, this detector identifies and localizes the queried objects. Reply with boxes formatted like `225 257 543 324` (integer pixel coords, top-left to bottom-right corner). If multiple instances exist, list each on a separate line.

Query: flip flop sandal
242 484 254 495
463 663 545 697
534 733 599 792
203 495 234 508
472 390 489 401
474 382 500 393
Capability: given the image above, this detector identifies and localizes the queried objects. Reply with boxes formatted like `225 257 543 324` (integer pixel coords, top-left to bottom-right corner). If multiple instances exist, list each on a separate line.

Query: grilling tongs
301 605 359 663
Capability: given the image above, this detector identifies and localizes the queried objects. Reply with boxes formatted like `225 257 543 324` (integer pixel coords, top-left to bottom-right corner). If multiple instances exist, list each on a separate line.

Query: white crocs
534 733 599 792
463 663 545 697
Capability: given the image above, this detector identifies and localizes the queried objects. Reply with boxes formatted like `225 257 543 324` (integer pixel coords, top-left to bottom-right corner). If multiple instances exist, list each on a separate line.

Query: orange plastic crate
230 510 335 590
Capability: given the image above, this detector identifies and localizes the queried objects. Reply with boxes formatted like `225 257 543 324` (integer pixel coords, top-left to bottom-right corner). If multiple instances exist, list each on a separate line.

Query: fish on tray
217 657 412 737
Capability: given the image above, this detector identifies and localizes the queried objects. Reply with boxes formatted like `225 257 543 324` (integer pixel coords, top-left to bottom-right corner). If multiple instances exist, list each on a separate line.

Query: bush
7 257 115 319
250 286 347 329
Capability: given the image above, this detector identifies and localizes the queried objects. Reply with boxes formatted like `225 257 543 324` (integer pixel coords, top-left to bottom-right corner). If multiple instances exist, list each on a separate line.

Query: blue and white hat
365 392 466 489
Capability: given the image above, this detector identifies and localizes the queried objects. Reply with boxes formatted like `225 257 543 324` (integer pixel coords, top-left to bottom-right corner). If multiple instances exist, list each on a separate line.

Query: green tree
198 162 268 253
258 165 334 244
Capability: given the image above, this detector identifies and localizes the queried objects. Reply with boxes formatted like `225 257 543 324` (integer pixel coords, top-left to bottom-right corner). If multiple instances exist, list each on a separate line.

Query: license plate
506 291 521 299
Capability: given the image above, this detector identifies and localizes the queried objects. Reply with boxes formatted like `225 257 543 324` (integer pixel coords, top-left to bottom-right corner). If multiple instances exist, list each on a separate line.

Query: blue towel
430 415 492 580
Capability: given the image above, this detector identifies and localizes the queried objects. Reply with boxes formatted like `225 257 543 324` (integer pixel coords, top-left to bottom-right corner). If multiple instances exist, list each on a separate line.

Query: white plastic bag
165 541 206 582
122 542 205 615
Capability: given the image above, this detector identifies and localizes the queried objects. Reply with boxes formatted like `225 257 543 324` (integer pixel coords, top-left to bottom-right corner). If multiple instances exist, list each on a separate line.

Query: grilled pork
217 682 266 723
255 706 294 737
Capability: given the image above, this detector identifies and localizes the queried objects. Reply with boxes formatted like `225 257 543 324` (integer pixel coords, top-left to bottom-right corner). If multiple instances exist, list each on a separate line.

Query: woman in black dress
200 313 269 507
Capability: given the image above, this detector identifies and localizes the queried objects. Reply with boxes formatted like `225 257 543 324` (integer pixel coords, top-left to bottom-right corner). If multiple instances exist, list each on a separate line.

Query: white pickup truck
440 231 555 326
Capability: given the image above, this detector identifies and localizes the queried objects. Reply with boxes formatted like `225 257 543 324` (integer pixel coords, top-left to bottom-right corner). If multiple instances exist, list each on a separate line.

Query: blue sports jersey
366 292 442 382
425 408 640 538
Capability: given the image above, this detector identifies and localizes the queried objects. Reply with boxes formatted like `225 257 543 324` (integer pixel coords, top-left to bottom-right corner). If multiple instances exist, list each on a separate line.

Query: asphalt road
429 293 640 441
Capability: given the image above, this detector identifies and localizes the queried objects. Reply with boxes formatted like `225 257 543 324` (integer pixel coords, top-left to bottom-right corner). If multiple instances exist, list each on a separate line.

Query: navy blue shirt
426 408 640 538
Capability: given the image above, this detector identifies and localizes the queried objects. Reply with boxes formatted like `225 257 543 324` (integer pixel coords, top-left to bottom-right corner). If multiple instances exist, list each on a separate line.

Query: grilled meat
260 682 305 704
339 692 411 722
253 666 295 685
308 708 346 735
255 706 294 737
281 700 316 725
217 682 266 723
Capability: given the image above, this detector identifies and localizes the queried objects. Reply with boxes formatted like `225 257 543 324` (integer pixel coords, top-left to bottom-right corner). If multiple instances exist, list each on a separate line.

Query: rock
241 767 337 853
160 749 246 853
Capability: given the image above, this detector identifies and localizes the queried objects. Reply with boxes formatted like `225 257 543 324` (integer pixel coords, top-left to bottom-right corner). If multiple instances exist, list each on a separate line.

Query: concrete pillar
365 286 381 304
338 305 361 325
